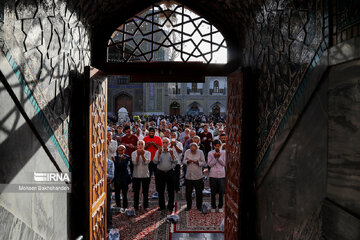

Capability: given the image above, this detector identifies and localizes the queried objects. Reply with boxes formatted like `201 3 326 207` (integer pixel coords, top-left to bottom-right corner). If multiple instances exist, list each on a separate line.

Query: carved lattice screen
86 67 108 239
107 1 227 63
225 68 243 239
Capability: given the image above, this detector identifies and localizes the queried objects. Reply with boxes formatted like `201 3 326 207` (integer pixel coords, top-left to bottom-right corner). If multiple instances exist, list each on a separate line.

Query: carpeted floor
172 201 224 233
112 203 170 240
110 174 224 240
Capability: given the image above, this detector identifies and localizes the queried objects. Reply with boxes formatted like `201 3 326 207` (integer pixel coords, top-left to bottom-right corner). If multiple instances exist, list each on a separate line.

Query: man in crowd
219 133 227 150
121 126 138 176
143 127 162 197
214 128 224 140
135 128 144 141
183 142 206 211
131 140 151 211
169 132 183 193
199 124 213 162
164 128 171 139
193 136 205 154
183 130 196 151
179 128 190 144
116 126 124 139
209 122 216 136
143 127 163 177
107 131 118 160
114 145 131 211
208 139 226 212
153 137 178 211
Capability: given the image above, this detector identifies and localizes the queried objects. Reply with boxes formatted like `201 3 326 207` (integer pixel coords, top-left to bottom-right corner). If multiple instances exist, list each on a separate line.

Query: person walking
131 140 151 211
153 137 178 211
183 142 206 211
207 139 226 212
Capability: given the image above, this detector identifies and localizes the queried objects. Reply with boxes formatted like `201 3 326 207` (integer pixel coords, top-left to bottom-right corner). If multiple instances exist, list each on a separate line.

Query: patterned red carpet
110 176 224 240
172 201 224 233
112 203 170 240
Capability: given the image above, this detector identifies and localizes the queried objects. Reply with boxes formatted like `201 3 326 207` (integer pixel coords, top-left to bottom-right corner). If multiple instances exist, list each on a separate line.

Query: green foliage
133 115 140 122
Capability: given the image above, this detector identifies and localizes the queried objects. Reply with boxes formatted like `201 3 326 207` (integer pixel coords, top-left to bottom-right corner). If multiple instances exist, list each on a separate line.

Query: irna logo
34 172 71 182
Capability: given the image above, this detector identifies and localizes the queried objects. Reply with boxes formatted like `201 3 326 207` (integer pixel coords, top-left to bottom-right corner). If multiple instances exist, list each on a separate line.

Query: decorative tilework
332 0 360 45
241 0 330 174
1 43 71 170
256 39 329 176
1 0 91 171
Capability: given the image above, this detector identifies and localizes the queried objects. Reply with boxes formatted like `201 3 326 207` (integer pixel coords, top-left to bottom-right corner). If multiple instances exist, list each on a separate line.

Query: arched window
191 82 198 92
107 1 227 63
213 80 219 93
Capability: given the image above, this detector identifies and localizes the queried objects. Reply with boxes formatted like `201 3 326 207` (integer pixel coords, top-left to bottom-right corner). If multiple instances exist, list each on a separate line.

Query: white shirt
183 149 206 180
107 140 118 158
169 140 183 164
132 150 151 178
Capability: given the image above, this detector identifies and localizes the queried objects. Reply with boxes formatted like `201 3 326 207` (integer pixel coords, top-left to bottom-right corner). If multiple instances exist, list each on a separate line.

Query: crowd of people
106 114 227 228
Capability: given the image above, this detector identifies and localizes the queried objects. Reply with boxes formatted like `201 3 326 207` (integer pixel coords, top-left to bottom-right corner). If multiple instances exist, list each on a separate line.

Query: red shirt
120 134 138 156
143 136 163 161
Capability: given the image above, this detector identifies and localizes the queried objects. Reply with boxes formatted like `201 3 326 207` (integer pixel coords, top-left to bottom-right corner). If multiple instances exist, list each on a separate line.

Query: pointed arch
210 101 225 114
213 80 220 93
186 101 203 115
169 101 181 115
114 91 133 116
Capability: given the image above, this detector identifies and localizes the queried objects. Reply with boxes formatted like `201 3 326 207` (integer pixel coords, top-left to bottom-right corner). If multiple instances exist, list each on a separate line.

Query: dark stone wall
241 0 360 239
256 73 328 240
327 59 360 218
242 0 327 164
324 59 360 240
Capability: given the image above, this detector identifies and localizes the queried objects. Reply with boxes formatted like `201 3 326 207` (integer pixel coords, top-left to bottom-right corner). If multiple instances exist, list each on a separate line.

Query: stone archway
212 105 220 116
95 2 246 239
170 101 180 116
115 93 133 116
187 102 203 115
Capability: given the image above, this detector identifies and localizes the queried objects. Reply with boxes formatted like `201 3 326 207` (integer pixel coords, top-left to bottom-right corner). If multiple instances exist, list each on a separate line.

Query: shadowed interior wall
241 1 329 237
0 0 90 239
240 0 360 239
256 75 328 239
324 59 360 240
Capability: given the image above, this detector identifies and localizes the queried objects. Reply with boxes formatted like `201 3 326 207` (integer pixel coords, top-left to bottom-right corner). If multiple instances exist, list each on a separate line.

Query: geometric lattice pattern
88 68 108 239
3 0 91 168
224 69 243 240
107 1 227 63
241 0 326 169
